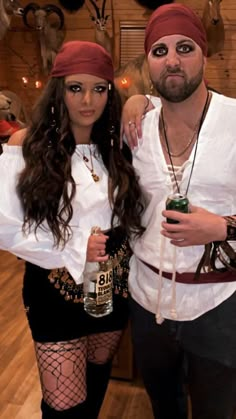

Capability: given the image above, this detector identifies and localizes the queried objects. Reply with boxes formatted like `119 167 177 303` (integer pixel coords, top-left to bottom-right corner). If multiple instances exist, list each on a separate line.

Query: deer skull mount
202 0 225 57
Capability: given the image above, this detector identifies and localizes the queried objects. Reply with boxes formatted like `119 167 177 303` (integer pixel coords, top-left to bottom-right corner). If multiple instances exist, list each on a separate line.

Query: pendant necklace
160 117 199 158
75 146 100 182
161 91 210 196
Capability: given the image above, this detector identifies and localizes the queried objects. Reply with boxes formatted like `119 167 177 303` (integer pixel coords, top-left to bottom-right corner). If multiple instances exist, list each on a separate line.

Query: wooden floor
2 250 235 419
0 250 153 419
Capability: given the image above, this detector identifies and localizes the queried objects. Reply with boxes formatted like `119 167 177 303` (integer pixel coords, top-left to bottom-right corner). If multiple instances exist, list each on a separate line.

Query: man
123 3 236 419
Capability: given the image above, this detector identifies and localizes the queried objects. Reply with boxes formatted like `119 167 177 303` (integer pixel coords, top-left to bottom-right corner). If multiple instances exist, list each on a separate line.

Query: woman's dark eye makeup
65 84 108 93
94 85 107 93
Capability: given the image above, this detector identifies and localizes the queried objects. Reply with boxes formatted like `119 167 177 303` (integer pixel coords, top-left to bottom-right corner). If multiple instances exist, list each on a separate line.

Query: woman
0 41 144 418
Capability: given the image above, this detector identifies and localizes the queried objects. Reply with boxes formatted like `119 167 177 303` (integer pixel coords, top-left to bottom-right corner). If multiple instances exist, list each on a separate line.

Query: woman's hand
120 95 154 149
86 232 109 262
161 205 227 247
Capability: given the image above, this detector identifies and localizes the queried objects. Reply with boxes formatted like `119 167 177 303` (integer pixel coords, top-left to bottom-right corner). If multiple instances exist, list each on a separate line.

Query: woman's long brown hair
17 77 145 247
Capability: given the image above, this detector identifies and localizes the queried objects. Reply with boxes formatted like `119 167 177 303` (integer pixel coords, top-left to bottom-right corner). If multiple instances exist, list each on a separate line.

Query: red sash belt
140 260 236 284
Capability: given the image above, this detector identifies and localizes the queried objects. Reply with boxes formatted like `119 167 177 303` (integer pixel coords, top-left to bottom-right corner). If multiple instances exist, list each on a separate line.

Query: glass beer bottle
83 227 113 318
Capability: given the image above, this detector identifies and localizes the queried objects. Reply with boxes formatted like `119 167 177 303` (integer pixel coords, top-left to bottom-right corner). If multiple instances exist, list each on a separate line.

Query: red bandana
51 41 114 82
145 3 207 56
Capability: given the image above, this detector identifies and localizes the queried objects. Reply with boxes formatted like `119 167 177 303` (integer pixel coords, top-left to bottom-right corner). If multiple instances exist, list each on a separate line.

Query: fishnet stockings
88 330 122 364
35 337 87 411
35 330 123 411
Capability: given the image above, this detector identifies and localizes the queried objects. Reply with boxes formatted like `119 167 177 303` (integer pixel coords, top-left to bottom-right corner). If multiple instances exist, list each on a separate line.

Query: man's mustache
162 68 184 76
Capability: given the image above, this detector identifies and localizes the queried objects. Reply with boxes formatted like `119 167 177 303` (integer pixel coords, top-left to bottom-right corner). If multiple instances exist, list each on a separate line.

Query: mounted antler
86 0 113 57
0 0 24 40
202 0 225 57
23 2 65 74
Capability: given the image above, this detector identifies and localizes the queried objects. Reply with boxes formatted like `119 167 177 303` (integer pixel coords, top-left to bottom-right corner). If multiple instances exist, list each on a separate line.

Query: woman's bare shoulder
7 128 27 145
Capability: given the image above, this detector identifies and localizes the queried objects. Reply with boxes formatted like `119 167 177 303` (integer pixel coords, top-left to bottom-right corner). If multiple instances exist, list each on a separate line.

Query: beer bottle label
95 268 113 305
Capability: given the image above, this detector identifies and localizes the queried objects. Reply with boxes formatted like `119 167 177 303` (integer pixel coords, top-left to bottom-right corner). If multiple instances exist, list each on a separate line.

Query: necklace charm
75 146 100 183
91 172 100 182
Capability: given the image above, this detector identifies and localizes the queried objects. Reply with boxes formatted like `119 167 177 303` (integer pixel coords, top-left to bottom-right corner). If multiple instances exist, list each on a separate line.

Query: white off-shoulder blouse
0 144 114 284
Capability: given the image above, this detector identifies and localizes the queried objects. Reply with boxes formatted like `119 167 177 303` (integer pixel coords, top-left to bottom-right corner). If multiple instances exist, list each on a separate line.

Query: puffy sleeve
0 145 89 284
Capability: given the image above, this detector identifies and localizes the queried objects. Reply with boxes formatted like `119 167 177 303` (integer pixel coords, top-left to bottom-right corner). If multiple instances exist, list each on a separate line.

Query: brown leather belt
140 259 236 284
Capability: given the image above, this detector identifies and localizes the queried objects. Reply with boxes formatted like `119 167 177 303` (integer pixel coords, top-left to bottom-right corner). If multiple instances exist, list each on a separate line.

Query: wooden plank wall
0 0 236 114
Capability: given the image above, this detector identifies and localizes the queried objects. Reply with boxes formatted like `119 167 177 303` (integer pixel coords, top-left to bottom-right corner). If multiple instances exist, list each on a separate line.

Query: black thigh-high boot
41 399 87 419
86 361 112 419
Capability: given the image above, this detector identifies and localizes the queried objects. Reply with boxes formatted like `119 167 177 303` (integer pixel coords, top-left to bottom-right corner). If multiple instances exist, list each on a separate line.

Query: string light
7 44 43 90
22 76 29 86
21 76 43 89
119 76 132 89
35 80 42 89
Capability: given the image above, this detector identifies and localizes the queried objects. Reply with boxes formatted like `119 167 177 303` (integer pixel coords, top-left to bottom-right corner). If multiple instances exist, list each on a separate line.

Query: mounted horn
101 0 106 18
88 0 101 19
42 4 64 29
22 2 40 28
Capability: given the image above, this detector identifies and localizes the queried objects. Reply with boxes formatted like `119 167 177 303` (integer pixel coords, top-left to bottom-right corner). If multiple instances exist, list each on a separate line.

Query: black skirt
22 228 130 343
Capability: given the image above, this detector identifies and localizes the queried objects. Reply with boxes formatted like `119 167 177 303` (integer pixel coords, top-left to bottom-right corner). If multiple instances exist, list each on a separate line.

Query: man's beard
152 66 204 103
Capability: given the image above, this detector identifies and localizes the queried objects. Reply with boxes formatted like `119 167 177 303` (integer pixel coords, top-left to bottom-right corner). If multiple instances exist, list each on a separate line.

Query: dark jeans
129 295 236 419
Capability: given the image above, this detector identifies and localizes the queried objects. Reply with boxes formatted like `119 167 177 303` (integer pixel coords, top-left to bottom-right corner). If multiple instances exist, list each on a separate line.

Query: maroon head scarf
51 41 114 82
144 3 207 56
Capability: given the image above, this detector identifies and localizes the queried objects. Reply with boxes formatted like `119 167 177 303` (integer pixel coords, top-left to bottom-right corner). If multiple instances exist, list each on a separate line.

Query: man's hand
161 205 227 246
120 95 154 149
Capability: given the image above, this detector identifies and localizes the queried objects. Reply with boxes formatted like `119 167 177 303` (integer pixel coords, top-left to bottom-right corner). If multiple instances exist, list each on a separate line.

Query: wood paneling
0 0 236 114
